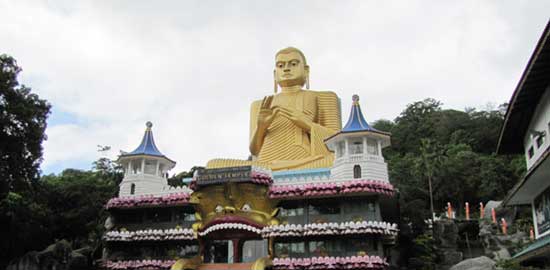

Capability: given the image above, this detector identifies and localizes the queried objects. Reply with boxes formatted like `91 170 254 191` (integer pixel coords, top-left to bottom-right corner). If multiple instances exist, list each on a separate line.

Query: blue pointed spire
342 95 376 132
126 121 166 157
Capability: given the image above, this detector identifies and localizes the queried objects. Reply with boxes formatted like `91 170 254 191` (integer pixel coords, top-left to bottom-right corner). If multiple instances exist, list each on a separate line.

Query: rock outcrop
434 219 463 270
449 256 496 270
479 219 529 260
6 240 92 270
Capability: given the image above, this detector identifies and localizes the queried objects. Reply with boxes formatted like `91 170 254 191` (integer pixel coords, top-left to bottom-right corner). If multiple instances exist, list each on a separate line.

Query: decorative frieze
103 260 176 270
269 179 395 199
106 193 190 209
272 255 389 270
262 221 398 238
104 228 195 242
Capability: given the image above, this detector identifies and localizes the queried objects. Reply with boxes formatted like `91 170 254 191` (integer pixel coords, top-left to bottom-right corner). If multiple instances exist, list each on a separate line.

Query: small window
308 203 340 215
350 139 363 154
242 240 268 263
145 208 172 222
274 242 305 258
367 139 378 155
536 135 545 148
130 183 136 195
309 240 342 257
528 146 534 159
158 163 165 176
176 244 199 258
353 165 362 179
280 207 304 217
144 160 157 175
184 213 196 222
337 141 346 158
132 160 142 174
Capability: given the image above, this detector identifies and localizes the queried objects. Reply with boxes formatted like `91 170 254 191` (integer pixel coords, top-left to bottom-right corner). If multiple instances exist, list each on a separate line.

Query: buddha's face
275 51 307 88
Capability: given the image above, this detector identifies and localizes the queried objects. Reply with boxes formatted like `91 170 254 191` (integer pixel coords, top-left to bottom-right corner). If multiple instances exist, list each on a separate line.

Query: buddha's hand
274 106 313 132
257 96 276 131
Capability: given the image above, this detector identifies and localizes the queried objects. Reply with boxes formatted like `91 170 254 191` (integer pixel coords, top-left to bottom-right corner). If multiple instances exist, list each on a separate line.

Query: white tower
117 122 176 196
325 95 391 182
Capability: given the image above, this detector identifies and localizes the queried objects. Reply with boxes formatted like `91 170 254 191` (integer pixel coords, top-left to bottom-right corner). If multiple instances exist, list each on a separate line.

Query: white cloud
0 0 549 173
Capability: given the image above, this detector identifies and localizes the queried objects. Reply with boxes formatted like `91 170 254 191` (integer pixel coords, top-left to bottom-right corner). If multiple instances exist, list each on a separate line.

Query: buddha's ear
273 70 278 93
305 65 310 89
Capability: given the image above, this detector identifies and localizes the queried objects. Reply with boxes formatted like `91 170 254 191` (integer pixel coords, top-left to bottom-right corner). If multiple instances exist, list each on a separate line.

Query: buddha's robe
207 90 341 171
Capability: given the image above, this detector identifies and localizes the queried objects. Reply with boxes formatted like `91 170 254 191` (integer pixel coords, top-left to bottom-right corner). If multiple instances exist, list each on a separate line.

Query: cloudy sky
1 1 549 175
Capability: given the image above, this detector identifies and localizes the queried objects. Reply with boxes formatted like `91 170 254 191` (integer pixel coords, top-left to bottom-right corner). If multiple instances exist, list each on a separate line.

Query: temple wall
524 85 550 169
119 175 191 197
331 157 389 182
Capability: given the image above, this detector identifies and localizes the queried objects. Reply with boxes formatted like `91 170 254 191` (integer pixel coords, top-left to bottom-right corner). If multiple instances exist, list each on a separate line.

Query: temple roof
341 95 378 133
324 95 390 144
122 122 170 159
497 20 550 154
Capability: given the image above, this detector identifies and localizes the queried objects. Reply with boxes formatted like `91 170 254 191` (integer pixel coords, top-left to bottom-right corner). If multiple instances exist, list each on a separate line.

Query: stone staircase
198 263 255 270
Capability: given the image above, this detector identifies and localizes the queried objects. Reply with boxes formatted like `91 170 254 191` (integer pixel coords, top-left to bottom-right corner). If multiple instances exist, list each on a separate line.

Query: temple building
325 94 391 182
101 47 398 270
102 96 397 270
117 121 177 196
267 96 398 267
103 123 197 268
498 21 550 267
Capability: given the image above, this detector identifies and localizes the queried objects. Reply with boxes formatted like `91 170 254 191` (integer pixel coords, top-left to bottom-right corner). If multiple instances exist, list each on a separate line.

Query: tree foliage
373 98 525 268
168 166 204 187
0 54 51 198
0 165 121 268
0 54 51 268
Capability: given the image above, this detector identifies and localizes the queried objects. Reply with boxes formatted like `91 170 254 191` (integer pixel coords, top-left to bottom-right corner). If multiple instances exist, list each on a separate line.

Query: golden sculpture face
190 183 279 236
275 51 308 88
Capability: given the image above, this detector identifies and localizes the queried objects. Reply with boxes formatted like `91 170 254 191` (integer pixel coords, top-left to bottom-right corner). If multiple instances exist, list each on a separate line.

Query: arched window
353 165 361 179
130 183 136 195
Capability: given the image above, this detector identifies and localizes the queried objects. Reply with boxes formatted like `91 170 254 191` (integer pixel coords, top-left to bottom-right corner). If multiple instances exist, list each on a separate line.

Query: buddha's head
274 47 309 89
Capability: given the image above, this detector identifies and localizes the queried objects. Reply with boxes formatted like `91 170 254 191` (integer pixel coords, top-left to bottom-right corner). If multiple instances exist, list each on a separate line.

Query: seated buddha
207 47 341 171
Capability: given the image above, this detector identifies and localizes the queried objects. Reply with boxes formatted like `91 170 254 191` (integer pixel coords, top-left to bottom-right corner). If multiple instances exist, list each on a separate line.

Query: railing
114 221 195 231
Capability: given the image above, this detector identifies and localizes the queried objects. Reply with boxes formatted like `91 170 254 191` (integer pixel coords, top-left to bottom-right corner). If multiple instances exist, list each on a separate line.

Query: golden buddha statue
207 47 341 171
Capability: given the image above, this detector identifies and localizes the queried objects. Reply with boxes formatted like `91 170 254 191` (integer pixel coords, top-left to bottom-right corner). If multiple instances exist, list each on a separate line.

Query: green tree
0 188 53 267
0 54 51 198
379 98 523 268
41 168 117 246
371 119 395 133
93 145 124 186
168 166 204 187
438 144 480 208
417 138 446 220
0 54 51 268
392 98 442 154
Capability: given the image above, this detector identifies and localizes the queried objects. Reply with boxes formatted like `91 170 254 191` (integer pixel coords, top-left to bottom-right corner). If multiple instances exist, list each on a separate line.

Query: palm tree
418 138 445 221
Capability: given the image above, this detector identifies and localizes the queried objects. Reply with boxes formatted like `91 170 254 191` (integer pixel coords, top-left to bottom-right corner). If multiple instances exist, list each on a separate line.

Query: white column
155 160 160 177
141 158 145 174
377 139 382 157
532 200 539 239
344 138 349 156
363 137 367 156
127 162 132 175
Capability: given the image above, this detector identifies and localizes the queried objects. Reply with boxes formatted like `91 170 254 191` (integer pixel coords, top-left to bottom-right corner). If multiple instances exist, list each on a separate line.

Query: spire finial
146 121 153 130
342 94 373 132
352 94 359 105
